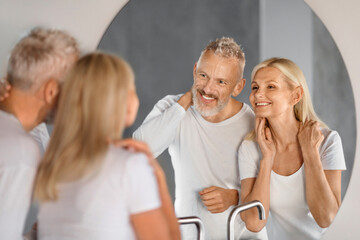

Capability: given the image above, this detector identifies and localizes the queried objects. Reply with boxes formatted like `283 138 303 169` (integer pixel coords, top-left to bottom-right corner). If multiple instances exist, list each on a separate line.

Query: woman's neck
267 113 300 151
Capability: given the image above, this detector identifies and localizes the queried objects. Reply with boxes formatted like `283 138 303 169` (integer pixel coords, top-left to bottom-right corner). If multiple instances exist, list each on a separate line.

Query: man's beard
192 87 229 117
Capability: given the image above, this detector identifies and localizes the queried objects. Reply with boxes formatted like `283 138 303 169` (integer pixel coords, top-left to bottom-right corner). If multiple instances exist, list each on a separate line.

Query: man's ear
232 78 246 97
292 86 304 105
124 88 139 127
124 101 133 127
43 79 60 105
193 62 197 79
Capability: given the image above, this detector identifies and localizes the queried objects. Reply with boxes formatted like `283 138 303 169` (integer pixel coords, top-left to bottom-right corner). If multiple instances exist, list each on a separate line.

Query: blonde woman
238 58 346 240
34 52 180 240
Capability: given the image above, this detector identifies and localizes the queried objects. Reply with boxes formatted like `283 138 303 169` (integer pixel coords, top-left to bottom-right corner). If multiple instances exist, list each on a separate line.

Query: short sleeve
319 130 346 170
124 154 161 214
238 140 262 180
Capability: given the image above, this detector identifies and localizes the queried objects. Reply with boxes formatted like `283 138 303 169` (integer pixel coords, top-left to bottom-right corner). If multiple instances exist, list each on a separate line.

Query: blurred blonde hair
34 52 134 201
246 57 327 141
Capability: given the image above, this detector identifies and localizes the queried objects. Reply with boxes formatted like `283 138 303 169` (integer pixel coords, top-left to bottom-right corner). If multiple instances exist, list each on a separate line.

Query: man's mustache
198 89 218 99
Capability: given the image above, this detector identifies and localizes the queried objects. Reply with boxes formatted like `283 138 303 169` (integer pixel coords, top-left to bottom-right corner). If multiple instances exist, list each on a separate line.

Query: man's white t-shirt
30 123 50 155
134 95 267 240
20 123 50 234
0 110 41 240
38 145 161 240
239 128 346 240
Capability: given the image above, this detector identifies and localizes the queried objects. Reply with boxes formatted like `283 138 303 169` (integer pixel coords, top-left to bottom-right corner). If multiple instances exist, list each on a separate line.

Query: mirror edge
305 0 360 238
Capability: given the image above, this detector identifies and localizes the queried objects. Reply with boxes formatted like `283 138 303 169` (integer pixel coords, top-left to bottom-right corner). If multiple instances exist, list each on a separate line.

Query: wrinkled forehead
197 51 241 79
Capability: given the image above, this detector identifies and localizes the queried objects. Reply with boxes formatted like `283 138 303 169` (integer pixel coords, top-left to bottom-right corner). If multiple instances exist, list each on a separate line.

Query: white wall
0 0 128 76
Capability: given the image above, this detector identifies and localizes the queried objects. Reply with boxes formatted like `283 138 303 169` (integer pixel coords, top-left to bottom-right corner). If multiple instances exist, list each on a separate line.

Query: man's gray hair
200 37 246 79
7 27 80 91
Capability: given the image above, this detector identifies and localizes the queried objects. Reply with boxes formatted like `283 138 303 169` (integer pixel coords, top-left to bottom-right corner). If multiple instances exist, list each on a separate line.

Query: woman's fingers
257 118 265 135
265 127 272 142
255 117 262 135
111 138 154 162
298 120 325 149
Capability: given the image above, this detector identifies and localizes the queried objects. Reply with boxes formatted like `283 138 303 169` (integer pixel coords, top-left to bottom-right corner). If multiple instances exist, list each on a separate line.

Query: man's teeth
202 95 215 100
256 102 270 106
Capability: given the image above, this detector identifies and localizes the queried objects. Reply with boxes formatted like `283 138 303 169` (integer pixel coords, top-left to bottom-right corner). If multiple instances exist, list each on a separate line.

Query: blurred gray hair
200 37 246 79
7 27 80 91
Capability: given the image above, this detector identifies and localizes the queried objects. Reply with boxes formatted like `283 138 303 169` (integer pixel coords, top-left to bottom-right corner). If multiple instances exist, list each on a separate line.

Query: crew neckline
191 102 249 126
271 163 304 178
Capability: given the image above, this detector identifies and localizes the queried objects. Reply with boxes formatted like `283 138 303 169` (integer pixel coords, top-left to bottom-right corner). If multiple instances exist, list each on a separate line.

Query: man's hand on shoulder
199 186 239 213
177 88 193 111
0 78 11 101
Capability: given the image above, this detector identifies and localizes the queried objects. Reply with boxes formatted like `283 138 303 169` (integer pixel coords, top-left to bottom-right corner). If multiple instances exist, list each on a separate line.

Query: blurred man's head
6 27 80 126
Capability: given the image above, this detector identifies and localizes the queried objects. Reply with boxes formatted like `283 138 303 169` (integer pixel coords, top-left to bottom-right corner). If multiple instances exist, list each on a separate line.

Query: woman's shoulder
238 139 262 180
320 127 339 137
107 145 150 170
239 139 261 160
318 128 346 170
240 139 259 150
319 127 342 147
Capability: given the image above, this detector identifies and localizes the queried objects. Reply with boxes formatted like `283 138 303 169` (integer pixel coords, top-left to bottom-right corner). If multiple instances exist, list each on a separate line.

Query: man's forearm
133 95 186 158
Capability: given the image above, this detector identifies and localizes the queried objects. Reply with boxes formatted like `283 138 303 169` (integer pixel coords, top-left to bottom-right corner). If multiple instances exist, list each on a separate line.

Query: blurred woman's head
35 52 138 201
250 57 326 127
56 52 138 140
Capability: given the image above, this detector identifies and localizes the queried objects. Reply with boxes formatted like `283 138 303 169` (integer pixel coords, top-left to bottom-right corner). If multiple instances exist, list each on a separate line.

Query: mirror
98 0 355 238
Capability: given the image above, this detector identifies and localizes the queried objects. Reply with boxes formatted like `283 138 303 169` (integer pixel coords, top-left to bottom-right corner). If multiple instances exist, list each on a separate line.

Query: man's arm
199 186 239 213
133 90 192 158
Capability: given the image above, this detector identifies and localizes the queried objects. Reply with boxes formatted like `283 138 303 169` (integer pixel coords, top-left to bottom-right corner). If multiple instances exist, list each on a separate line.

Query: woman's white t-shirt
38 145 161 240
239 128 346 240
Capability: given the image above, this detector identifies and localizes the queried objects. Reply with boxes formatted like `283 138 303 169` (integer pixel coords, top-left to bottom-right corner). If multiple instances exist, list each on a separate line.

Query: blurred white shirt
29 123 50 155
0 110 41 240
38 145 161 240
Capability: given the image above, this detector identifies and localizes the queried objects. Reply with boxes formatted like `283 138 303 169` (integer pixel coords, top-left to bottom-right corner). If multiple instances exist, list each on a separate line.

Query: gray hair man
133 37 267 239
0 27 79 239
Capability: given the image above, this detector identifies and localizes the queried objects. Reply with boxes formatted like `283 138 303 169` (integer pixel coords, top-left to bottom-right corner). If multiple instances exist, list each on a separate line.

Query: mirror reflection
98 0 355 239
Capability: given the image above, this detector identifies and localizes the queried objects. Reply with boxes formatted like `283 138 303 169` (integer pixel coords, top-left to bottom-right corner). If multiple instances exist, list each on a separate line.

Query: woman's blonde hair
34 52 134 201
246 57 327 141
